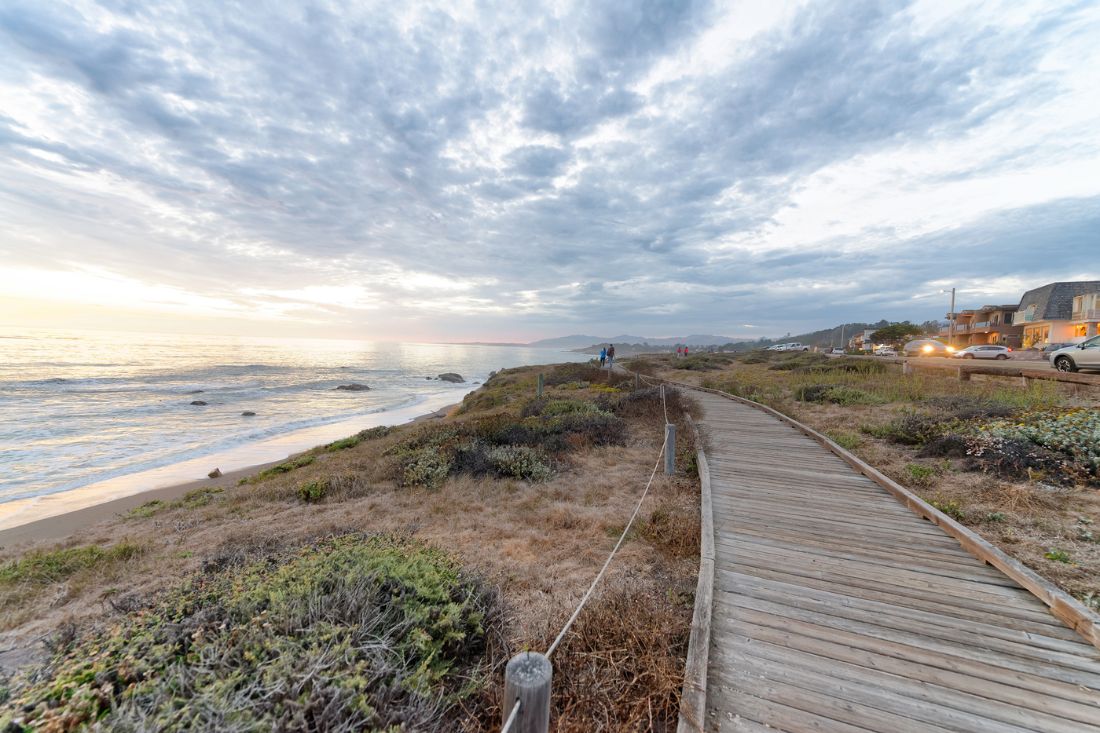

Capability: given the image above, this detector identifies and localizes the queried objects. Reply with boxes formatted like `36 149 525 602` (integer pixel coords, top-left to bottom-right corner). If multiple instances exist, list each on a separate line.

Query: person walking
599 346 607 367
683 346 689 358
676 345 683 358
607 344 616 368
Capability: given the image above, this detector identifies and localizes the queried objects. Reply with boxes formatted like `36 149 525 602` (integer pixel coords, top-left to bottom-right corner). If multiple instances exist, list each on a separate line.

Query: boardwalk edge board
658 375 1100 652
676 414 715 733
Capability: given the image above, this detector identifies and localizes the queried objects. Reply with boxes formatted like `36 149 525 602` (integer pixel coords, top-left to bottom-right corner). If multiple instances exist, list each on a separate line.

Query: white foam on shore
0 391 463 532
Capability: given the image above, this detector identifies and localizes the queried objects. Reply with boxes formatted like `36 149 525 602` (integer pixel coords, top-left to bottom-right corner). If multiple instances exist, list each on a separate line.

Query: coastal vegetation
632 349 1100 604
0 362 699 731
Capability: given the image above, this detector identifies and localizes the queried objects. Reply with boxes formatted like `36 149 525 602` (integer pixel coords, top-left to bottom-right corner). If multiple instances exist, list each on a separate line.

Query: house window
1004 312 1013 324
1075 323 1088 338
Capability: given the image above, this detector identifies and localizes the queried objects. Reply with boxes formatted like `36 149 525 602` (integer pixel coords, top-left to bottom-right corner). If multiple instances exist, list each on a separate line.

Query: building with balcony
948 305 1022 347
1016 281 1100 348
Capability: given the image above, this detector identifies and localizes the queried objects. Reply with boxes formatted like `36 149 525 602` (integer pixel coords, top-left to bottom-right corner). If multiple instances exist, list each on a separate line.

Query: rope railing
499 375 673 732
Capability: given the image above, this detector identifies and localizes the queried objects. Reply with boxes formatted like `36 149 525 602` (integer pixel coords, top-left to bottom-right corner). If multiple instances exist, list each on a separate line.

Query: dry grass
0 363 701 730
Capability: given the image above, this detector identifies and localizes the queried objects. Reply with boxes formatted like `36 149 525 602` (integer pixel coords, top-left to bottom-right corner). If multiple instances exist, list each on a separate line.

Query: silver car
1049 336 1100 372
951 345 1012 360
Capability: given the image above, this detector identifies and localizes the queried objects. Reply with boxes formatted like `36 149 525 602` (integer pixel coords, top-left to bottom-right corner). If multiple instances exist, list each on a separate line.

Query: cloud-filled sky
1 0 1098 342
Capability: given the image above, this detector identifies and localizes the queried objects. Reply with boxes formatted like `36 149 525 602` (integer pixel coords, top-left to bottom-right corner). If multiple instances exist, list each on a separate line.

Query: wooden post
665 423 676 475
503 652 551 733
902 362 913 376
536 373 544 398
956 367 971 382
635 372 640 391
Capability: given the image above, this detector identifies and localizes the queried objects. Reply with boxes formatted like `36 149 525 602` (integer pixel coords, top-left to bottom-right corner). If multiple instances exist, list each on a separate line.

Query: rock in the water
187 389 204 394
437 373 465 383
425 376 434 380
191 400 208 406
241 411 256 417
335 383 370 391
208 468 222 478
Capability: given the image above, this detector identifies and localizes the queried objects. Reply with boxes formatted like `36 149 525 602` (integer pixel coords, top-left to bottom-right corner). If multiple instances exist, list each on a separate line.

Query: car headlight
922 345 933 353
946 346 956 353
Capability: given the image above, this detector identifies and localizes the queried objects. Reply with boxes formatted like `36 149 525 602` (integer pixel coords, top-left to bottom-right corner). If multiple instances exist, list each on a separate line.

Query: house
847 329 877 351
948 305 1022 347
1016 281 1100 348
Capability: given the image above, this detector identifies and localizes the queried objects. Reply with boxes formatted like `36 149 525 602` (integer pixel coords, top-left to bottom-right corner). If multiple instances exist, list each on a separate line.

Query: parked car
950 345 1012 360
902 339 956 357
1049 336 1100 372
829 347 846 354
873 347 898 357
781 342 809 352
1041 342 1073 355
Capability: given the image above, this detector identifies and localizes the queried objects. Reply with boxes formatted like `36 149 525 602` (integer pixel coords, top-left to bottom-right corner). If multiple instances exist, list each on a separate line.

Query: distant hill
528 334 741 349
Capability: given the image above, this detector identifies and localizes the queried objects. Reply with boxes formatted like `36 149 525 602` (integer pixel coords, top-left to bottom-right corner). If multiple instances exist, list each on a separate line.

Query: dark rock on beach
437 373 465 383
241 411 256 417
191 400 208 406
208 468 222 478
335 383 370 391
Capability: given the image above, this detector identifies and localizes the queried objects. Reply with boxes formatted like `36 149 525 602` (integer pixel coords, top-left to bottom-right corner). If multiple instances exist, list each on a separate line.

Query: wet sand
0 403 455 549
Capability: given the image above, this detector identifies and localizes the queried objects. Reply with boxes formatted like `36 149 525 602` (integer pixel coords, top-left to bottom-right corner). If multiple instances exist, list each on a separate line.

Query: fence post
665 423 676 475
503 652 551 733
537 373 544 398
635 372 640 391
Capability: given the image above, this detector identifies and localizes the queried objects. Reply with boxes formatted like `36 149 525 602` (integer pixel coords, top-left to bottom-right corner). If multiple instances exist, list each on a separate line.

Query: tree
872 321 924 344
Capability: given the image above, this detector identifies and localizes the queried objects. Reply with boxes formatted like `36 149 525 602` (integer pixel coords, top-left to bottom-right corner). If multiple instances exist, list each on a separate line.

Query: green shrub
985 512 1006 522
0 535 498 731
240 455 315 485
904 463 938 486
485 445 552 481
1045 549 1072 563
826 431 863 450
324 425 394 452
0 542 143 586
865 413 950 445
296 480 328 503
400 448 453 489
794 384 881 406
929 499 965 521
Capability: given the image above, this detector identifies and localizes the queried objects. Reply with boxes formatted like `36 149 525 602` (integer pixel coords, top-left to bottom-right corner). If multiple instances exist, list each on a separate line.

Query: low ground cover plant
1 534 502 732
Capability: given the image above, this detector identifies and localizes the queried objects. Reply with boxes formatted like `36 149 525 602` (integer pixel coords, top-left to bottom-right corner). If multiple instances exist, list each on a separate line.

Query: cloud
0 0 1097 340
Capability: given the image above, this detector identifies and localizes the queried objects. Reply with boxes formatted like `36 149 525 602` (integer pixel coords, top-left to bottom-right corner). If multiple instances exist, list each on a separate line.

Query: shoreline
0 402 457 549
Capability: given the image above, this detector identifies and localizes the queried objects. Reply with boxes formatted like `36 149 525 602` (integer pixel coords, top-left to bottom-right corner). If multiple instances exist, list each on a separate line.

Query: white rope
500 698 521 733
545 431 668 658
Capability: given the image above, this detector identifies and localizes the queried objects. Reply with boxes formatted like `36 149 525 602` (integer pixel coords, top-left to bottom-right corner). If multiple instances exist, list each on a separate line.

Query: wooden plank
678 415 715 733
714 622 1100 725
714 609 1100 706
717 586 1100 678
725 642 1093 733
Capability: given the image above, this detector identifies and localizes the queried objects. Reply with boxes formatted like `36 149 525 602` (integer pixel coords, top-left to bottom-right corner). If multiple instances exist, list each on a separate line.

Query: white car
951 345 1012 360
1049 336 1100 372
874 347 898 357
777 342 809 352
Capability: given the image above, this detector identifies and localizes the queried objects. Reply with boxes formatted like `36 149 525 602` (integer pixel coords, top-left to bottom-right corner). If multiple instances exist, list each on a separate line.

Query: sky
1 0 1098 343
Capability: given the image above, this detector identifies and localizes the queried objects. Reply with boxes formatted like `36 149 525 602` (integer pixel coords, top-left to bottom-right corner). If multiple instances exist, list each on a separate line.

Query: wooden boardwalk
691 390 1100 732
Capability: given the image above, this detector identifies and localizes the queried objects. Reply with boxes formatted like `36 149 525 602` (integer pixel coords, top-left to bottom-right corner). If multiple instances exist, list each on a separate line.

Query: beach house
949 305 1023 347
1016 281 1100 348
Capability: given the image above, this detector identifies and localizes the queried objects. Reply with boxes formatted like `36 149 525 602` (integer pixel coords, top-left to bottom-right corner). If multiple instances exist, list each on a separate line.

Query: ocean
0 329 588 528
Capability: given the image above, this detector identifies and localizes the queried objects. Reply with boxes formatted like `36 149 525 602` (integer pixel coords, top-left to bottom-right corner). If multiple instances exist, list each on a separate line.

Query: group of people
598 344 616 368
675 345 690 358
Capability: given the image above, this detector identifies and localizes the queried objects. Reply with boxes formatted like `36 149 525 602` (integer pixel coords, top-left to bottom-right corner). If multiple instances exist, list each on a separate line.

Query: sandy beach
0 403 455 549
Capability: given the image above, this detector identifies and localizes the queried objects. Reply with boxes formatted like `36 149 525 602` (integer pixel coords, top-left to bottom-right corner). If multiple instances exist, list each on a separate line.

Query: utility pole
839 323 846 350
948 287 956 347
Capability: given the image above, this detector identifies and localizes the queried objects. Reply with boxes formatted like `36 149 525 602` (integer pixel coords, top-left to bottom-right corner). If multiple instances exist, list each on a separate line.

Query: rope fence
499 373 674 732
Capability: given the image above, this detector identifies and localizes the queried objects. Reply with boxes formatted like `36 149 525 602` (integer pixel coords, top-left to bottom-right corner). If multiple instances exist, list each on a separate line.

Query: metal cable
500 698 521 733
545 431 668 658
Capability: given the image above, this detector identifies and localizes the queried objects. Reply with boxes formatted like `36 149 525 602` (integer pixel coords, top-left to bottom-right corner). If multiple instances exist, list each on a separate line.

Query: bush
0 542 143 587
864 413 950 445
904 463 939 486
983 409 1100 479
1 535 500 732
296 480 328 503
964 434 1083 485
917 434 970 458
485 445 553 481
929 498 965 521
924 396 1016 421
794 384 881 405
545 362 605 386
324 425 394 452
240 455 315 485
400 448 453 489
